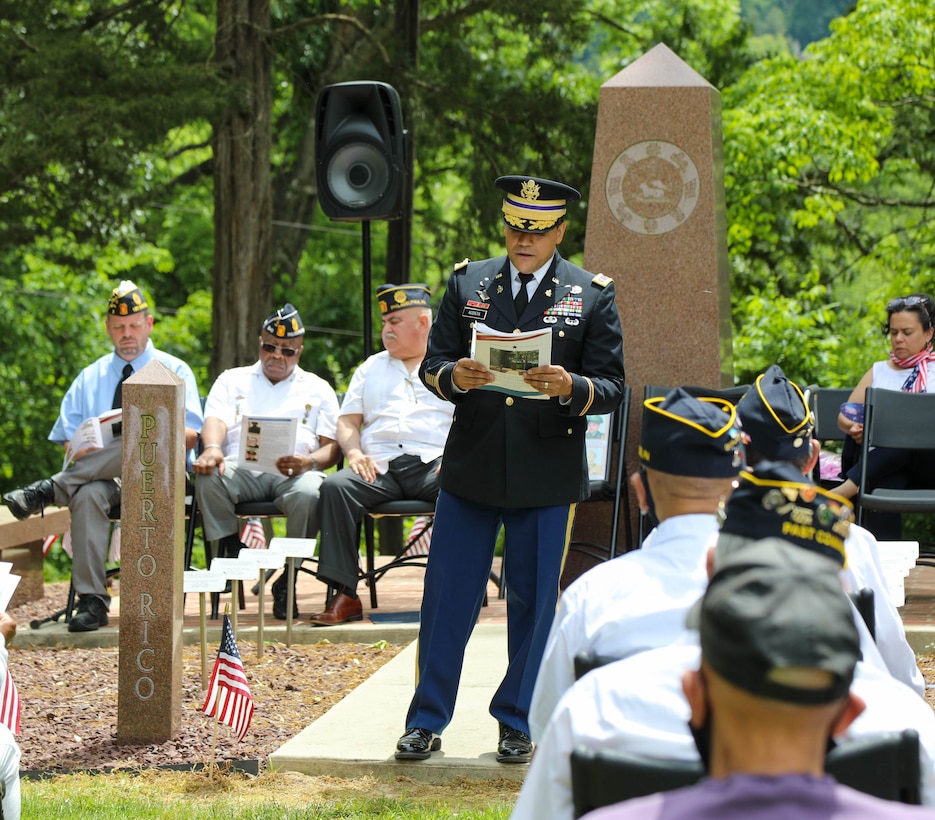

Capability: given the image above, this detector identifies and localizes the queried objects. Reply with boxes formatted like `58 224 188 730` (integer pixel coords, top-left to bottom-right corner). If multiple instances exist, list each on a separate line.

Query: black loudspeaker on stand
315 81 406 222
316 81 407 360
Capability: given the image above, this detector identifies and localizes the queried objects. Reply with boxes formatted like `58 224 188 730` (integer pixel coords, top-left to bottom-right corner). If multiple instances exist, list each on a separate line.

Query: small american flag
42 534 59 557
1 670 21 735
239 518 266 550
403 516 433 557
202 615 254 742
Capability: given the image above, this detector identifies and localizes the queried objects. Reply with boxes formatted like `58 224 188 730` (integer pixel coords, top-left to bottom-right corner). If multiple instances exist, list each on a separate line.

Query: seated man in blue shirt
2 281 203 632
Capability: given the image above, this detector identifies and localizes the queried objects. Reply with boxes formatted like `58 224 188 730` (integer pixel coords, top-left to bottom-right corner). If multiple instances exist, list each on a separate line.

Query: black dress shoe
395 727 441 761
68 596 109 633
3 479 55 520
271 572 299 620
496 722 533 763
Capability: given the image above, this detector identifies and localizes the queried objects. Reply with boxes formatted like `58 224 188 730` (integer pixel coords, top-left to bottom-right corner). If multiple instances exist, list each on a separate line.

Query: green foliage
0 241 111 485
740 0 856 47
726 0 935 385
725 0 935 290
732 272 843 387
155 289 213 396
0 1 223 254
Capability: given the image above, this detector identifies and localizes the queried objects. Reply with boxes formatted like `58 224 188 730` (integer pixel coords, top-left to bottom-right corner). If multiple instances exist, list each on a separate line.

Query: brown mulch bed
918 655 935 711
7 583 403 773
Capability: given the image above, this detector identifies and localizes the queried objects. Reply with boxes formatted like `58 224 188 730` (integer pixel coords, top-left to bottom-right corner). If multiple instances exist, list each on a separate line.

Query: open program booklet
238 415 298 474
62 410 123 469
471 323 552 399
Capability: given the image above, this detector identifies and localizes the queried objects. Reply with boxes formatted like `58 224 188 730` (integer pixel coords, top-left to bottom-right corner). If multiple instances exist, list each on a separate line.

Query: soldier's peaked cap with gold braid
495 176 581 234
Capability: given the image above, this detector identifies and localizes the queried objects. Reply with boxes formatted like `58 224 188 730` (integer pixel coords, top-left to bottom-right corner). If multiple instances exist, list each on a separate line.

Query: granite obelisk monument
571 43 732 562
116 360 186 743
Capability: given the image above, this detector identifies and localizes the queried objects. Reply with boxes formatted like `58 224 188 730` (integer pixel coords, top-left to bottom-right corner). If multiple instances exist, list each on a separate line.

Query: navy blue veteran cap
108 280 148 316
376 283 431 315
495 176 581 234
736 365 814 461
639 387 745 478
718 460 853 567
688 538 860 706
263 303 304 338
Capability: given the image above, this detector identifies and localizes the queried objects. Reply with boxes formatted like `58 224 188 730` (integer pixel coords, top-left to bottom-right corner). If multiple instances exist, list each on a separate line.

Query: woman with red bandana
833 293 935 506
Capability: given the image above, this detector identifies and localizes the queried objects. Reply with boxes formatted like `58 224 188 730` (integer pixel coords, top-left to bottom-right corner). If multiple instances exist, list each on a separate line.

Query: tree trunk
271 102 317 290
386 0 420 285
212 0 273 379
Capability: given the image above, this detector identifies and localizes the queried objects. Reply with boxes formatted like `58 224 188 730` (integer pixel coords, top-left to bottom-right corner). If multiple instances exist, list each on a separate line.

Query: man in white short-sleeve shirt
308 283 454 626
193 303 341 619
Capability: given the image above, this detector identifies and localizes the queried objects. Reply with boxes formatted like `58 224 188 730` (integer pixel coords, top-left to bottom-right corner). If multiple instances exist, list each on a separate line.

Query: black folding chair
806 385 852 488
570 729 922 817
568 384 633 565
856 388 935 531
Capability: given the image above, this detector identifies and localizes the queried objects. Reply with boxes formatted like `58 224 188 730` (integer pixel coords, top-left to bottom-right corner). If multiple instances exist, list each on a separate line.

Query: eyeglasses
260 342 299 358
888 295 929 312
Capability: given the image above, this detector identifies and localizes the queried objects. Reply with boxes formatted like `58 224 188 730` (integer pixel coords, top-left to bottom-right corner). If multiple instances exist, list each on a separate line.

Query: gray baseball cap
688 538 861 705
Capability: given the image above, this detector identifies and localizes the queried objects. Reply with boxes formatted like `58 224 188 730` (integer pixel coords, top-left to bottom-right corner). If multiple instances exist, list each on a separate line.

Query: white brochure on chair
585 413 613 481
237 415 298 475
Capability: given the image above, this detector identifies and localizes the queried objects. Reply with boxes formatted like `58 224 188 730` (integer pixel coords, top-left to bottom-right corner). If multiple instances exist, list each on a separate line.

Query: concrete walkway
270 623 526 783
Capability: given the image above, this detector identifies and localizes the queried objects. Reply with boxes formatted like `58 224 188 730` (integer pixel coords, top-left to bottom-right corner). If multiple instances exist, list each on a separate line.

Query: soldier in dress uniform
394 175 626 763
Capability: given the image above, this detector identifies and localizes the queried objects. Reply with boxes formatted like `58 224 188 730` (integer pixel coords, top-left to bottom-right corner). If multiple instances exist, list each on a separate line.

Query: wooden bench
0 505 71 606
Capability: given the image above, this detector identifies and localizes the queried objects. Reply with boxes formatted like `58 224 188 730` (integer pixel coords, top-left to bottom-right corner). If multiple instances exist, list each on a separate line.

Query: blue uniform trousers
405 489 574 736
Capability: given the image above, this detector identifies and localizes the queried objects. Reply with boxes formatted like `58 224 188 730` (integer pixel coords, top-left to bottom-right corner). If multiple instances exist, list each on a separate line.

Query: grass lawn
22 768 519 818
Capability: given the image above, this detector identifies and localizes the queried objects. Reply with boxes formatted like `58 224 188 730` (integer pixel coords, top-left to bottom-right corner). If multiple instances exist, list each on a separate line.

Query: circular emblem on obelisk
605 141 700 235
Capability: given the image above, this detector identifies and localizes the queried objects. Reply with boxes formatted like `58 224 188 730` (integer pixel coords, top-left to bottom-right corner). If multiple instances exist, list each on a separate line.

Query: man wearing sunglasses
193 303 341 619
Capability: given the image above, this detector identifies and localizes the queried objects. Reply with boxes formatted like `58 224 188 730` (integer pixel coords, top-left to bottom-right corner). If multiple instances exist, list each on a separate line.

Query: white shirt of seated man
529 522 908 746
838 520 924 696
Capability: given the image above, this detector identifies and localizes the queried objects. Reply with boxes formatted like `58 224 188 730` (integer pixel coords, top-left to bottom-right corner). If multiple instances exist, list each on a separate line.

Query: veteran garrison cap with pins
736 365 814 461
376 283 431 314
639 387 745 478
718 460 853 567
108 280 149 316
496 176 581 234
263 303 305 338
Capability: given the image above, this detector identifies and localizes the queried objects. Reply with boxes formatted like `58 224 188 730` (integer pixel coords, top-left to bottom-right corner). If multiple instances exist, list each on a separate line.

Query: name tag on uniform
463 300 490 320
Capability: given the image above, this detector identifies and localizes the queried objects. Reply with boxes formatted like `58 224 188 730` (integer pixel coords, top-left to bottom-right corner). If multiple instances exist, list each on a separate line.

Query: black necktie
514 273 534 317
112 363 133 409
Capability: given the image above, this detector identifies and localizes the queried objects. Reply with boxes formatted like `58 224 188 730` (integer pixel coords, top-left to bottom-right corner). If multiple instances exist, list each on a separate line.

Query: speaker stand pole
362 219 373 359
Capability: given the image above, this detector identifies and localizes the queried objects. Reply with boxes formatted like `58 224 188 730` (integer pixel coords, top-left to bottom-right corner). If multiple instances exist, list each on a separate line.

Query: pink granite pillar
116 360 186 743
570 43 732 567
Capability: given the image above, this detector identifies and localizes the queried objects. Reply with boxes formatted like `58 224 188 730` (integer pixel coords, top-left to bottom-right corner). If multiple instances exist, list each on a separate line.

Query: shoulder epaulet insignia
453 258 471 272
591 273 612 288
